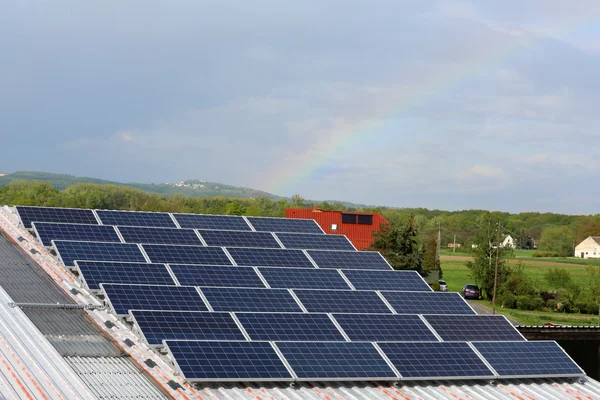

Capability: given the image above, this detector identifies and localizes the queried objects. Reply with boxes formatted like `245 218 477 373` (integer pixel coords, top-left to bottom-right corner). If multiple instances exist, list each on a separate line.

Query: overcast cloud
1 1 600 214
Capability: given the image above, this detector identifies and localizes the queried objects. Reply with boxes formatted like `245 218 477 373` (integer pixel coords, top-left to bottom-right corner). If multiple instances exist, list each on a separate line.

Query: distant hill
0 171 282 200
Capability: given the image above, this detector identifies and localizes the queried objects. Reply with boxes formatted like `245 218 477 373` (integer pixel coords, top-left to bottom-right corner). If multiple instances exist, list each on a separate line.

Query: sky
1 1 600 214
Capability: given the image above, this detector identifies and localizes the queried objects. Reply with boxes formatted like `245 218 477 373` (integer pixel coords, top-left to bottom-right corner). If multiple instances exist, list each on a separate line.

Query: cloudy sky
1 1 600 214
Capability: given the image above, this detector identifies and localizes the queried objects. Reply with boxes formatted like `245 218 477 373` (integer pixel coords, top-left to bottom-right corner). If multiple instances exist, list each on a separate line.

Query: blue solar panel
169 265 265 288
379 342 495 380
227 247 314 268
117 226 201 245
200 287 303 313
473 341 584 378
33 222 121 246
198 230 281 249
246 217 323 234
382 292 475 315
165 341 292 382
307 250 392 270
53 240 146 267
74 261 175 290
276 342 397 380
130 310 246 345
101 284 208 315
258 267 351 290
173 214 252 231
142 244 232 265
236 313 346 341
293 290 392 314
333 314 438 342
17 206 98 228
424 315 524 342
341 269 432 291
96 210 176 228
276 233 355 251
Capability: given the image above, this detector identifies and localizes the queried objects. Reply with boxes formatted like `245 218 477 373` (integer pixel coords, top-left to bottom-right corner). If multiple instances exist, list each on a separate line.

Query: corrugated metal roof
65 356 169 399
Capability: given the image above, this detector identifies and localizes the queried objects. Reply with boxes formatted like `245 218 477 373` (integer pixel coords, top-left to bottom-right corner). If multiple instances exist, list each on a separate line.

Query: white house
501 235 516 249
575 236 600 259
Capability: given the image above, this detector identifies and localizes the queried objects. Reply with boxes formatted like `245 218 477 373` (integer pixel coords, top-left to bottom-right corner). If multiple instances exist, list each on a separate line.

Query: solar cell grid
198 230 281 249
165 341 292 381
276 233 355 251
424 315 524 342
333 314 438 342
102 284 208 315
53 240 147 267
473 341 584 378
236 313 346 341
258 267 351 290
379 342 495 379
169 265 266 288
33 222 121 246
307 250 392 270
382 291 475 315
96 210 176 228
276 342 397 380
246 217 323 234
142 244 232 265
293 289 392 314
201 287 303 313
342 269 432 291
130 310 246 345
118 226 202 245
74 261 175 290
17 206 98 228
173 214 252 231
227 247 315 268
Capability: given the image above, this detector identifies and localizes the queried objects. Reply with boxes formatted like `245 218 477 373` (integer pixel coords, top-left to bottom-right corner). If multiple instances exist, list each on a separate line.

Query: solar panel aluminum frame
94 209 178 228
307 249 394 270
162 340 296 383
424 314 527 342
52 239 148 267
172 213 254 231
245 216 326 234
273 232 356 251
15 206 100 229
31 222 122 247
380 291 478 315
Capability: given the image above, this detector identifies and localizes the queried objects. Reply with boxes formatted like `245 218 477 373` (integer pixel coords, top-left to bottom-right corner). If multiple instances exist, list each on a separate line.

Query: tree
423 234 442 278
368 215 424 273
290 194 305 208
225 201 246 216
539 226 574 256
544 268 572 290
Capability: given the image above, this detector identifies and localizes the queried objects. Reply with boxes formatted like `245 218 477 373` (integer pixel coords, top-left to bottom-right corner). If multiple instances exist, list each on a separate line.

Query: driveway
467 300 520 325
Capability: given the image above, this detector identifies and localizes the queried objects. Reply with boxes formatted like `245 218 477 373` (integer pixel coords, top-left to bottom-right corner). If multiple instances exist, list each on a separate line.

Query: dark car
461 284 480 299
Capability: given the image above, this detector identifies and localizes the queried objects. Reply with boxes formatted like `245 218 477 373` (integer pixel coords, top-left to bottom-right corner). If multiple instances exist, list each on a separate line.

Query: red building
285 208 389 250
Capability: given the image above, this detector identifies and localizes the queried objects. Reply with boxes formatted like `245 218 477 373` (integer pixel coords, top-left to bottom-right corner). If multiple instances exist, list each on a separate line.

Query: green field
440 248 600 266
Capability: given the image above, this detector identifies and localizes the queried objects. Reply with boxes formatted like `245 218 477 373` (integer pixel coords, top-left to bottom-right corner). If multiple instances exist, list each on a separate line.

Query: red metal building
285 208 389 250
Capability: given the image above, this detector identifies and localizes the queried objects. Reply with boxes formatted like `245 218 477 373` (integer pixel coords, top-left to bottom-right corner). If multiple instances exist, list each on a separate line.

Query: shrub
530 297 545 311
585 302 599 315
546 299 558 311
574 300 587 314
517 295 532 310
501 293 517 309
431 282 441 291
532 251 561 258
558 300 572 313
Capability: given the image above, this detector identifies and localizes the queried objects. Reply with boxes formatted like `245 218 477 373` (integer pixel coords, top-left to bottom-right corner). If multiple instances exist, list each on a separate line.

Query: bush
500 293 517 309
517 296 532 310
574 300 587 314
431 282 441 291
585 302 599 315
558 300 572 313
530 297 545 311
532 251 561 258
546 299 558 311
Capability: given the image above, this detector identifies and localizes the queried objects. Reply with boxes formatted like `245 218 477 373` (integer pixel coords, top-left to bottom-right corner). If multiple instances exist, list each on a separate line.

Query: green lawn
441 248 600 266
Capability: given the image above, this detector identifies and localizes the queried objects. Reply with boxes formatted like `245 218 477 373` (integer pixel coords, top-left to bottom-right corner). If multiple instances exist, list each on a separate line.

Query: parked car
438 280 448 292
461 284 480 299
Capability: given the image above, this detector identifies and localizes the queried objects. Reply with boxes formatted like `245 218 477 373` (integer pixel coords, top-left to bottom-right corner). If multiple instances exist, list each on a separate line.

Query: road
441 255 584 268
467 300 520 325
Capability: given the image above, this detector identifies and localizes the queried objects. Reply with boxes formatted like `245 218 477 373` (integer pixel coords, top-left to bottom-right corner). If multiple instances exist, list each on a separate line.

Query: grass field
440 248 600 266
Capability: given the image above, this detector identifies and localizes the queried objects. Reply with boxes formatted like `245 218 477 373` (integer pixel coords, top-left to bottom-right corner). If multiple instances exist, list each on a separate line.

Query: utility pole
492 222 502 315
436 222 441 271
453 234 456 253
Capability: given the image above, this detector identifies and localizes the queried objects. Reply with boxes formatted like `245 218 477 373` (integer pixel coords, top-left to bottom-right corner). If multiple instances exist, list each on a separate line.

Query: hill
0 171 280 199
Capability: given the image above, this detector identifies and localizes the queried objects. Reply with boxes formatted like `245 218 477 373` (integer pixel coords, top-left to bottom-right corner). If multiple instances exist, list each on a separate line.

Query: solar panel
276 342 397 380
165 341 292 382
424 315 525 342
333 314 438 342
276 233 355 251
169 265 266 288
381 292 475 315
198 229 281 249
101 284 208 316
17 206 98 228
118 226 202 245
227 247 314 268
142 244 232 265
258 267 351 290
236 313 346 341
53 240 146 267
200 287 303 313
95 210 176 228
341 269 432 291
307 250 392 270
74 261 176 291
246 217 323 234
130 310 246 345
379 342 495 380
293 290 392 314
173 214 252 231
473 341 584 378
33 222 120 246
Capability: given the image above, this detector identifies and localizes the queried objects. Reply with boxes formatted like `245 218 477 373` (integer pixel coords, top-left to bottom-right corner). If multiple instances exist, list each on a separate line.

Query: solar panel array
15 206 584 383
